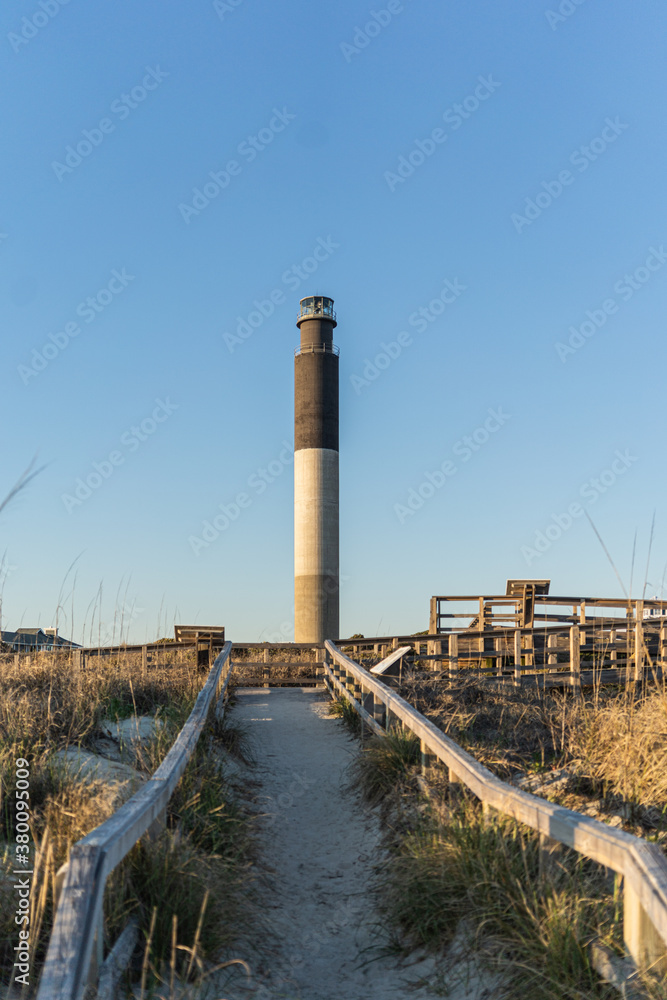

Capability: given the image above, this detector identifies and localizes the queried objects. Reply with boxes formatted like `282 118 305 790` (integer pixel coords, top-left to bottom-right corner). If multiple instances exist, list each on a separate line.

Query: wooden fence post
482 800 498 823
539 832 564 879
86 905 105 991
373 693 385 729
322 649 332 694
357 683 366 737
514 630 522 687
570 625 581 697
547 632 557 671
580 623 587 666
624 881 667 974
448 633 458 682
263 647 270 688
141 645 148 673
626 603 634 672
525 625 534 669
96 916 139 1000
420 739 436 777
634 601 645 682
429 596 438 636
495 636 503 677
478 597 486 657
609 628 617 669
391 636 399 663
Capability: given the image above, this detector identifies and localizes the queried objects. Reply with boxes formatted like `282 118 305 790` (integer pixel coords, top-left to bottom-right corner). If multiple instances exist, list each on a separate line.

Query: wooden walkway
230 687 444 1000
36 622 667 997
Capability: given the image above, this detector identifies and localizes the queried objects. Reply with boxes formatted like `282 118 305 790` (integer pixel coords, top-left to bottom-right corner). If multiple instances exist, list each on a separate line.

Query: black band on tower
294 352 339 451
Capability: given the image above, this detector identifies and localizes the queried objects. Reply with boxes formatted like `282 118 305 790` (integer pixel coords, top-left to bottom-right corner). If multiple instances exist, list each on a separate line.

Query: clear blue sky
2 0 666 643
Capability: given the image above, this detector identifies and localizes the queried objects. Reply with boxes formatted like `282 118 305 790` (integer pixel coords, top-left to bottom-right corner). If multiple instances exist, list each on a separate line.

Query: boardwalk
48 629 667 997
230 687 443 1000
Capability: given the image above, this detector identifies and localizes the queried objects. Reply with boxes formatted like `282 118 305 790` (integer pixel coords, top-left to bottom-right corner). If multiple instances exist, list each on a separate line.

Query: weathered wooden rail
338 612 667 693
4 638 325 688
36 641 234 1000
430 590 667 632
322 640 667 981
231 641 324 686
4 639 209 673
337 593 666 689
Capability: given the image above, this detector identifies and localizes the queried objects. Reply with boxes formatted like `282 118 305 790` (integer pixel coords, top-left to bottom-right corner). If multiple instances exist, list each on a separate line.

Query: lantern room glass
298 296 336 321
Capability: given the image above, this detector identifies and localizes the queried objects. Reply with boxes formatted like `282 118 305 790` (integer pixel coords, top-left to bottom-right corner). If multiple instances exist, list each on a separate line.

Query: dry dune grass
399 673 560 777
0 649 201 863
351 724 667 999
400 672 667 823
0 648 256 995
0 648 198 746
563 689 667 821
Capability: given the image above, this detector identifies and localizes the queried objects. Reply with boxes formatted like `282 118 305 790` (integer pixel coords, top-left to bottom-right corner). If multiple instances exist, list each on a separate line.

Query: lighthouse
294 295 339 642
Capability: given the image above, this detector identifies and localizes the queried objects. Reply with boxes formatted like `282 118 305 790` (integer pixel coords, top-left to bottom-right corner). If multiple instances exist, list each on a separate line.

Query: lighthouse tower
294 295 339 642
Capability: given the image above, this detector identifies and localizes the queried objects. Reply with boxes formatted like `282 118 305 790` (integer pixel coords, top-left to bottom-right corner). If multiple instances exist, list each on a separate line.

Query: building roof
1 629 80 649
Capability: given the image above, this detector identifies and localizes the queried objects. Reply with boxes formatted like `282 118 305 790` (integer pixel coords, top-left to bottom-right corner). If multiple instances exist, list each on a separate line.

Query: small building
1 628 80 652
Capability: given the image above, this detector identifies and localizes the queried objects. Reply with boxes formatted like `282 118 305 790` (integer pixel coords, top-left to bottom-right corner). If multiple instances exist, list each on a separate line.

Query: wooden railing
231 642 324 687
339 618 667 691
322 640 667 978
36 641 234 1000
430 593 667 632
4 639 211 673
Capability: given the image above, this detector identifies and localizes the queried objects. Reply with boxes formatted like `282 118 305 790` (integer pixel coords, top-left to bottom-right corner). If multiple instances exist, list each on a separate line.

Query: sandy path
227 686 444 1000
